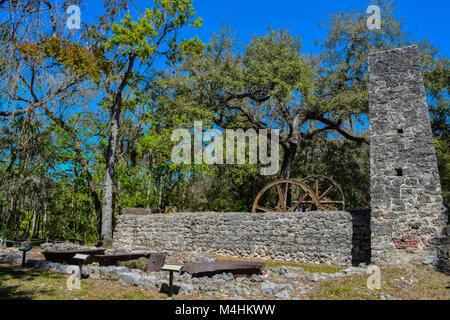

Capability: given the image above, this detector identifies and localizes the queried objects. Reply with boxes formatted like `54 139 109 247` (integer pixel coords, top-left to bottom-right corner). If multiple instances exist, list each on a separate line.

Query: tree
160 1 447 212
0 0 106 237
95 0 203 246
0 0 204 244
168 25 368 182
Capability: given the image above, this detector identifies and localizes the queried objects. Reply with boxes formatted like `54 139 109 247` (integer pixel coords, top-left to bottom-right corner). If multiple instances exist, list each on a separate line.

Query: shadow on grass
0 264 59 300
0 284 34 300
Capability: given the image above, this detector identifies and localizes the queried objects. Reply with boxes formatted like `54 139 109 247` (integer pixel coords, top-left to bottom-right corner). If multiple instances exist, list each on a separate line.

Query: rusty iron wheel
252 179 323 213
299 175 345 211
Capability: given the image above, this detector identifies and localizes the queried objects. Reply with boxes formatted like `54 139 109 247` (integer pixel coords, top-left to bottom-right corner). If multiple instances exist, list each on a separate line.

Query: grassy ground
0 263 163 300
0 261 448 300
308 263 449 300
216 256 343 274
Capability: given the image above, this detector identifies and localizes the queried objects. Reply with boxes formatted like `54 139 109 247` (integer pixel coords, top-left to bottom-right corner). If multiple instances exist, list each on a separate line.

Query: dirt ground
1 250 448 300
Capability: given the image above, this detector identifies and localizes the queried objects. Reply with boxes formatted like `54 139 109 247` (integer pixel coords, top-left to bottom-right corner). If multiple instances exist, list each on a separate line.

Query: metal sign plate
161 264 182 272
73 253 90 261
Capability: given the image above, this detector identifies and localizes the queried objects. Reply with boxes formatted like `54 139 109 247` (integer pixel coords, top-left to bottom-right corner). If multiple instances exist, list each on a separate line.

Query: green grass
308 264 449 300
216 257 343 274
0 263 159 300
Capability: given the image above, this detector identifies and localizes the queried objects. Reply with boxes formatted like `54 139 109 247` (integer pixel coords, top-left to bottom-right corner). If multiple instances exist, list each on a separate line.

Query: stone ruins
369 45 448 270
115 46 448 271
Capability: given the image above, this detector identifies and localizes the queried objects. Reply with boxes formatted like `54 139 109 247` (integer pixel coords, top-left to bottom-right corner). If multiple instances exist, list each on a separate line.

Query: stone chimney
368 45 448 270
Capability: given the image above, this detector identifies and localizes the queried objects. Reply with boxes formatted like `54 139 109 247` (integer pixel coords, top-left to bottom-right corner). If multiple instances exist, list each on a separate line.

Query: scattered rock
138 275 159 290
119 272 142 286
272 266 288 275
391 283 409 291
275 290 291 300
231 287 243 297
211 272 234 281
260 282 277 294
0 247 372 299
249 274 264 282
102 266 130 280
307 273 323 282
342 266 365 275
178 282 194 294
275 283 293 292
0 253 21 264
380 292 393 300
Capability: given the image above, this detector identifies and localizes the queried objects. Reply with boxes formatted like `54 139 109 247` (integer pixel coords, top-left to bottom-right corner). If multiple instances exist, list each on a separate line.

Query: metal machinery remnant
42 249 105 264
42 249 164 267
252 176 345 213
299 175 345 211
91 253 153 266
181 261 266 277
147 252 167 272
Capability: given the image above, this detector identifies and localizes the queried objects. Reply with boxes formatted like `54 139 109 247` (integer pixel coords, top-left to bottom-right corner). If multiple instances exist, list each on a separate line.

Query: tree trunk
43 202 47 238
101 96 121 247
100 54 135 247
27 207 34 238
146 173 152 209
33 213 41 239
158 174 163 209
6 195 16 230
279 142 298 179
146 158 153 209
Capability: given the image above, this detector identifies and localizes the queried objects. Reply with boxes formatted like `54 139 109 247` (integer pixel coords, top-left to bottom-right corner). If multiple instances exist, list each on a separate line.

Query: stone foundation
114 210 371 266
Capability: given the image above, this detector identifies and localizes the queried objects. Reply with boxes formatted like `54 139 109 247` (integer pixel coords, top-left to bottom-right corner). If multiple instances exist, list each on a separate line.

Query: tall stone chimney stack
368 45 448 269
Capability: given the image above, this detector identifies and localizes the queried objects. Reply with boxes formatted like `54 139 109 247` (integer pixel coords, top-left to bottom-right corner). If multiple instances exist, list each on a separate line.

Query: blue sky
180 0 450 55
81 0 450 56
78 0 448 136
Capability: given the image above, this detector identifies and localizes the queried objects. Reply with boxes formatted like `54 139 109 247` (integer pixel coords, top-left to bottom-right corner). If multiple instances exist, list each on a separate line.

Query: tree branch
315 114 369 145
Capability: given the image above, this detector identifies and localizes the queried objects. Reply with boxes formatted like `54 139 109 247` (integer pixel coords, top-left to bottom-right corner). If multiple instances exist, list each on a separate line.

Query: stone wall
114 210 371 266
368 45 448 270
114 45 448 271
